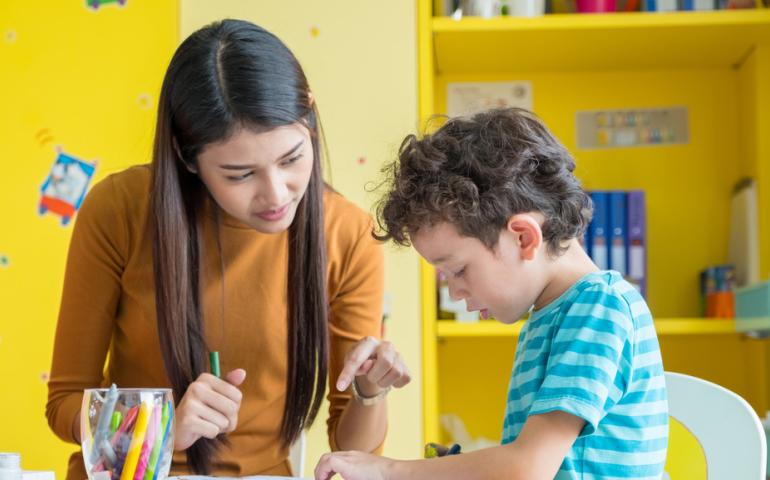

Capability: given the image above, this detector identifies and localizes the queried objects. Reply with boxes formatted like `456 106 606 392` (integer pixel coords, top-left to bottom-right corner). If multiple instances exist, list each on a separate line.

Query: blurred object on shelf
728 178 759 288
701 265 736 318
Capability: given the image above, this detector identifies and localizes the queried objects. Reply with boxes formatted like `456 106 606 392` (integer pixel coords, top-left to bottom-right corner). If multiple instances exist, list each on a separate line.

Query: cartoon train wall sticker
39 150 97 226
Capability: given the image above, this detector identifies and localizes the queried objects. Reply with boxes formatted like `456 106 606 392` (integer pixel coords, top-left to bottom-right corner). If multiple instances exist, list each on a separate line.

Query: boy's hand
314 451 395 480
173 368 246 450
336 336 411 396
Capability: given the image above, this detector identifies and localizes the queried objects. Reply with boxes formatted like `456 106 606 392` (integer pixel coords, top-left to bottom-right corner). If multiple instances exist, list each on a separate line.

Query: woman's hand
315 451 397 480
173 368 246 451
336 336 411 398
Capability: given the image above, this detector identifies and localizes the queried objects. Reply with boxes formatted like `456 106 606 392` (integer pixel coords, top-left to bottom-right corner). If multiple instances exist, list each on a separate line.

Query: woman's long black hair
149 19 328 474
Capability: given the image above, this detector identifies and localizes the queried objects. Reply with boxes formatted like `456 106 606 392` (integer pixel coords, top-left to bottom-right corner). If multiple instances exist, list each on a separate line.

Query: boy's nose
447 283 466 302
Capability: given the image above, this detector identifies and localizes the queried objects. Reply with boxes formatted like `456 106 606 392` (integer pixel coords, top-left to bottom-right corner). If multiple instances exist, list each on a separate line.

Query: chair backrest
288 430 307 478
665 371 767 479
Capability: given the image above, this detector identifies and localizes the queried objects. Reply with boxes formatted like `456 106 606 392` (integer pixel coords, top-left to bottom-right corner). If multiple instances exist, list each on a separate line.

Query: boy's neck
532 239 599 311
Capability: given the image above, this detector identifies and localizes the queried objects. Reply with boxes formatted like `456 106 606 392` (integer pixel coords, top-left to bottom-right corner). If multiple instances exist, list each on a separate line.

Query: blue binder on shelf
681 0 715 10
626 191 646 297
643 0 677 10
589 191 609 270
608 192 628 276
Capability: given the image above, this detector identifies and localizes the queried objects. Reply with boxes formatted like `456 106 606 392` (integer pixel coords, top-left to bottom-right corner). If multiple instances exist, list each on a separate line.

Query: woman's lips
255 203 290 221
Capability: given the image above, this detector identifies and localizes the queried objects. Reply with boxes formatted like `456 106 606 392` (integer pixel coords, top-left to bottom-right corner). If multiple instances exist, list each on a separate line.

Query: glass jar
81 387 174 480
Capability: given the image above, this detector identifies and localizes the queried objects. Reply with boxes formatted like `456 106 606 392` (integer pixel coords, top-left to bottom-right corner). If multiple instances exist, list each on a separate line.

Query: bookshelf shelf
735 318 770 332
436 318 739 337
432 10 770 72
437 320 524 337
655 318 738 335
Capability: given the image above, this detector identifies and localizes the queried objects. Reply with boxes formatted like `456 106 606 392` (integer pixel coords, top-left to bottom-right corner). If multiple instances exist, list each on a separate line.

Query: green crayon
209 351 220 378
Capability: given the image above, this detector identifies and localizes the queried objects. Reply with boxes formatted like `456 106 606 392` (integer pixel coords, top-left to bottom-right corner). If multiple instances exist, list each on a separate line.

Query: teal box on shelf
735 280 770 333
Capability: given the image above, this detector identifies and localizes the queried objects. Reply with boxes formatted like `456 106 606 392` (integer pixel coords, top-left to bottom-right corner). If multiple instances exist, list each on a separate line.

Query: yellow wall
179 2 422 473
0 0 177 477
3 0 422 476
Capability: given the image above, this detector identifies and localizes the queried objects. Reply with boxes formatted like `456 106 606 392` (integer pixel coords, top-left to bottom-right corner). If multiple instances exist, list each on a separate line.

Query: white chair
288 430 307 477
666 371 767 479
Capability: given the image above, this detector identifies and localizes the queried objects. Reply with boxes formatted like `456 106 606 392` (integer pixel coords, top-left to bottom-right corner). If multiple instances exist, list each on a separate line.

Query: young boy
315 108 668 480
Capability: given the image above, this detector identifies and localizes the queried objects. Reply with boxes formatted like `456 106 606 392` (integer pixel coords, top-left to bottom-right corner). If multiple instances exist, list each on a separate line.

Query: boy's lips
466 302 490 319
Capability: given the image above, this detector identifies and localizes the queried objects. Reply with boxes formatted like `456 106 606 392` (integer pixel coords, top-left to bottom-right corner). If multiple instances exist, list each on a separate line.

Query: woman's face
195 124 315 234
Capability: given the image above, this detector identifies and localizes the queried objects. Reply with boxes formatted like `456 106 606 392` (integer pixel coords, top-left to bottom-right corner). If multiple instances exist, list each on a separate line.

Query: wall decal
137 93 152 109
38 149 97 226
87 0 126 11
36 129 54 148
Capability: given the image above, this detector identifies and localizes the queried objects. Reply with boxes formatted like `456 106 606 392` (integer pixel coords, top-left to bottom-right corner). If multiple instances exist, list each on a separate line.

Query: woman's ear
507 213 544 261
172 136 197 174
308 91 315 106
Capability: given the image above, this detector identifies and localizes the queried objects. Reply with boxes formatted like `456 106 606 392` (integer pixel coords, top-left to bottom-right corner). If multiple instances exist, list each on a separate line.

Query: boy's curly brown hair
375 108 593 256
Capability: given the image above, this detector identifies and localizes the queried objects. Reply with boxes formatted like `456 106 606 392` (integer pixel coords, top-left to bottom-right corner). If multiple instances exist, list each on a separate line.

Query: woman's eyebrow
219 140 304 170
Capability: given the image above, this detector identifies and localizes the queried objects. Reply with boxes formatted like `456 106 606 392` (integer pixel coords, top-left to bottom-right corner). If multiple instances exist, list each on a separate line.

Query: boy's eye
453 267 466 278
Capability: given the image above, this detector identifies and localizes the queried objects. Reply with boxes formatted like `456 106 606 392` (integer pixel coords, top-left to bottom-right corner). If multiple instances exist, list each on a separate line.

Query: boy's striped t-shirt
502 271 668 479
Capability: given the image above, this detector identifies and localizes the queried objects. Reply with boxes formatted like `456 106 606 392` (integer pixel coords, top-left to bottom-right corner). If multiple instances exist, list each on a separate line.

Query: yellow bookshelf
418 0 770 459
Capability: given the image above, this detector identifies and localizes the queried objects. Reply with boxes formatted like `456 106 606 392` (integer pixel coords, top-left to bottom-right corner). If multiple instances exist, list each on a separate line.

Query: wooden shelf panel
437 318 740 337
432 10 770 73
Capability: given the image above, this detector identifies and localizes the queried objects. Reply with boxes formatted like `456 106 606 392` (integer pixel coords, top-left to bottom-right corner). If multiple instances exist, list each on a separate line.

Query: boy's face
412 220 545 324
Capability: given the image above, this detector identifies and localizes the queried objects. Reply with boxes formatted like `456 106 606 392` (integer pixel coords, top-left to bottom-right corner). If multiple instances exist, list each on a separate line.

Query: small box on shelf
735 280 770 332
700 265 736 318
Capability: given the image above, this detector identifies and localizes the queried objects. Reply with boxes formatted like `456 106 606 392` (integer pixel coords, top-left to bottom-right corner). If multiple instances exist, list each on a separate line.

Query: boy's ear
507 214 543 260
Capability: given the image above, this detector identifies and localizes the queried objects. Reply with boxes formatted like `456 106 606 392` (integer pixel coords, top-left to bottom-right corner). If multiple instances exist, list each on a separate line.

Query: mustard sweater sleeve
46 175 128 443
326 221 385 452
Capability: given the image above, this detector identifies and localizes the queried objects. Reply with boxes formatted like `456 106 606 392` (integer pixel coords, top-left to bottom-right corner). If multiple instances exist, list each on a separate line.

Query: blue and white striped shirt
502 271 668 479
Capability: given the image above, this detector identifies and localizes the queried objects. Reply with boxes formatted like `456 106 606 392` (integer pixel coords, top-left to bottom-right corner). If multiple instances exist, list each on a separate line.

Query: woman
46 19 410 479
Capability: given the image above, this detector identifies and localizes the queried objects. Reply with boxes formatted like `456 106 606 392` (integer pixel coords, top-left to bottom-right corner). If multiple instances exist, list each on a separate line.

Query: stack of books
584 190 647 297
